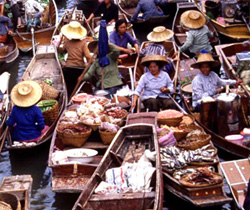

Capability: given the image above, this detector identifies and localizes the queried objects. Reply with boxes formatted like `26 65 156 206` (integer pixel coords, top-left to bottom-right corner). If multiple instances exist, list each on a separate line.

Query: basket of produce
177 133 211 150
160 125 188 141
179 114 195 126
37 100 59 126
36 80 60 100
57 123 92 147
99 122 120 145
179 124 204 136
157 109 184 127
105 108 128 126
0 192 21 210
72 93 93 104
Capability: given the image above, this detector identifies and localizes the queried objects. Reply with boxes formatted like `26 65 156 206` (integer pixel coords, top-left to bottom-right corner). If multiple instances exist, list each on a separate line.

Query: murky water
0 0 242 209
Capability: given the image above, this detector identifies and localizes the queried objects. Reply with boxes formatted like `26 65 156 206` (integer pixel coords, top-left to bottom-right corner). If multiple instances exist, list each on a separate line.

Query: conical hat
11 81 42 107
180 10 206 29
61 21 87 40
147 26 174 42
141 54 168 67
191 52 220 69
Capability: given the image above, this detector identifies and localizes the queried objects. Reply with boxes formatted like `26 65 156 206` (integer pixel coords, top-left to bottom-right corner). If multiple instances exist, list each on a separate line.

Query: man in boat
8 0 21 31
23 0 44 31
85 0 118 26
131 54 176 112
109 19 139 54
140 26 175 76
0 14 13 43
6 81 49 142
60 21 93 97
130 0 170 23
191 51 239 111
83 41 123 95
179 10 214 57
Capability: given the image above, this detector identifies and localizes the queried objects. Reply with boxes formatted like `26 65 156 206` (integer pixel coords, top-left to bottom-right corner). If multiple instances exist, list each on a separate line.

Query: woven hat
141 54 168 67
88 40 98 53
61 21 87 40
11 81 42 107
180 10 206 29
191 52 220 69
147 26 174 42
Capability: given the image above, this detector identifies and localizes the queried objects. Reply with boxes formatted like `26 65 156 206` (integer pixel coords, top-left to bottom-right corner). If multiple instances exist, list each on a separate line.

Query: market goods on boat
0 36 19 65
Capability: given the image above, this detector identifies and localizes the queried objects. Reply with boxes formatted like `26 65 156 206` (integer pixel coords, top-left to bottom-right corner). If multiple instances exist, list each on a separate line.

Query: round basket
36 81 60 100
39 100 59 126
57 127 92 147
99 130 117 145
181 82 192 94
82 122 101 131
158 117 183 127
177 134 211 150
180 114 195 126
174 131 188 141
179 124 204 134
0 193 21 210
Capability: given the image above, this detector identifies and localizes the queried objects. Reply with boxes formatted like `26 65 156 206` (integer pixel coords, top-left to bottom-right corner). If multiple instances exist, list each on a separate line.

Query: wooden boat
4 45 67 150
11 0 58 52
72 123 163 210
0 174 33 210
116 0 136 19
172 2 220 49
0 36 19 64
220 158 250 210
126 112 157 127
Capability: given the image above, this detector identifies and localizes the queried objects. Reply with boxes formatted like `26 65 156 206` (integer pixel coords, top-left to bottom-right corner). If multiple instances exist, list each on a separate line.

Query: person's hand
216 87 224 94
160 87 169 93
86 18 90 24
130 101 136 112
124 48 133 54
8 30 12 35
135 47 139 54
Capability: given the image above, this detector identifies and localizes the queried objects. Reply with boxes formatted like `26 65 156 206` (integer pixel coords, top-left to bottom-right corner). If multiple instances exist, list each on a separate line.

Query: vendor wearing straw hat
179 10 214 57
6 81 48 141
131 54 176 112
192 51 239 110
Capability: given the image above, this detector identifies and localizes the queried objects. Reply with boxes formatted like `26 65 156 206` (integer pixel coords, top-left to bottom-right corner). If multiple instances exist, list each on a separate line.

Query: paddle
173 51 181 94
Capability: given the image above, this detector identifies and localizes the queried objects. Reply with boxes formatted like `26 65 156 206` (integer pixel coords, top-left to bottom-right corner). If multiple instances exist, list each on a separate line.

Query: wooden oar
173 51 181 94
0 127 8 153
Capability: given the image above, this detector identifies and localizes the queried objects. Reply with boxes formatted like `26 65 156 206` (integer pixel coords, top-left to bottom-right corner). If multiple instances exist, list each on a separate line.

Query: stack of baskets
0 193 21 210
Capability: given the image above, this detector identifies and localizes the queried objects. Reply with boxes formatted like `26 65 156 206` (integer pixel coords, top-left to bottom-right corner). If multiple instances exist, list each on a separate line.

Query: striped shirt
140 43 166 57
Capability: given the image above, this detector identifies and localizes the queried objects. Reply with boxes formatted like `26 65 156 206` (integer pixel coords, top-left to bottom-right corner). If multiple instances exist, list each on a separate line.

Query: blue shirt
131 0 168 22
6 105 45 141
0 15 13 36
109 31 137 49
135 70 174 101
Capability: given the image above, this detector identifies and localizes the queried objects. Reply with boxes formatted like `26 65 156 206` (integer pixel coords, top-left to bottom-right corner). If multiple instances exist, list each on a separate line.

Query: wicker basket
82 122 101 131
177 134 211 150
158 116 183 127
40 100 59 126
180 114 195 126
57 127 92 147
99 130 117 145
0 193 21 210
180 124 204 134
174 131 188 141
36 81 60 100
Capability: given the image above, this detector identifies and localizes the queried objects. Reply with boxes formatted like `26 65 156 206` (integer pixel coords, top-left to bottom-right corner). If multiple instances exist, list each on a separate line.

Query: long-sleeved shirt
0 15 13 36
6 105 45 141
192 71 236 107
134 70 174 101
179 25 213 54
109 31 137 49
25 0 44 17
131 0 168 22
93 2 118 23
84 44 123 89
140 43 166 57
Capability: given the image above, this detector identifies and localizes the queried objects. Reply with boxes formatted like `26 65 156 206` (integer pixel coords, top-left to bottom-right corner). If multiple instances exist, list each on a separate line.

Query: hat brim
147 30 174 42
61 24 87 40
180 11 206 29
191 60 220 69
141 57 169 67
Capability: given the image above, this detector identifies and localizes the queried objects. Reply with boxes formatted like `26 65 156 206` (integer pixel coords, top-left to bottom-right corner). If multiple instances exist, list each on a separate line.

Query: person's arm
82 41 93 63
83 61 97 80
108 19 115 25
131 3 141 22
161 73 174 94
86 13 94 24
192 77 210 102
215 72 236 87
179 31 194 53
109 43 121 61
0 15 13 32
35 107 45 131
155 0 170 7
6 106 16 127
130 75 146 110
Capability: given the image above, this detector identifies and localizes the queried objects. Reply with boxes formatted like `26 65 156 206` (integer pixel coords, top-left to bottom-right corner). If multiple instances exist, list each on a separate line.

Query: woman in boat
83 41 123 95
0 14 13 43
131 54 176 112
86 0 118 26
179 10 214 57
109 19 139 54
6 81 49 142
192 51 238 111
140 26 175 75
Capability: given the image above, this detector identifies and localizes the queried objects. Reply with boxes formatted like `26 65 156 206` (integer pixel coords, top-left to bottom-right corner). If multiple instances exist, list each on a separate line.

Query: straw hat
180 10 206 29
11 81 42 107
147 26 174 42
141 54 168 67
61 21 87 40
191 52 220 69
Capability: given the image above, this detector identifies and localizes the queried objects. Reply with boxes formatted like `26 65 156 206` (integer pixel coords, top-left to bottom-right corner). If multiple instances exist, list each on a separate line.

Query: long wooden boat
0 36 19 64
3 45 67 150
220 158 250 210
72 123 163 210
172 2 220 49
11 0 58 52
0 175 33 210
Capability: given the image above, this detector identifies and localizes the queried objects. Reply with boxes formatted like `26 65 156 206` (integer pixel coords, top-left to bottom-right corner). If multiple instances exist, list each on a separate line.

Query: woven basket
179 124 204 134
174 131 188 141
82 122 101 131
57 127 92 147
0 193 21 210
36 81 60 100
99 130 117 145
40 100 59 126
180 114 195 126
158 116 183 127
177 134 211 150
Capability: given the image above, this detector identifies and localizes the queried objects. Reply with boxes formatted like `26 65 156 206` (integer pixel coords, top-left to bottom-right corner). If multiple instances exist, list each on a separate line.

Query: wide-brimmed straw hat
61 21 87 40
88 40 98 53
11 81 42 107
147 26 174 42
141 54 168 67
180 10 206 29
191 52 220 69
